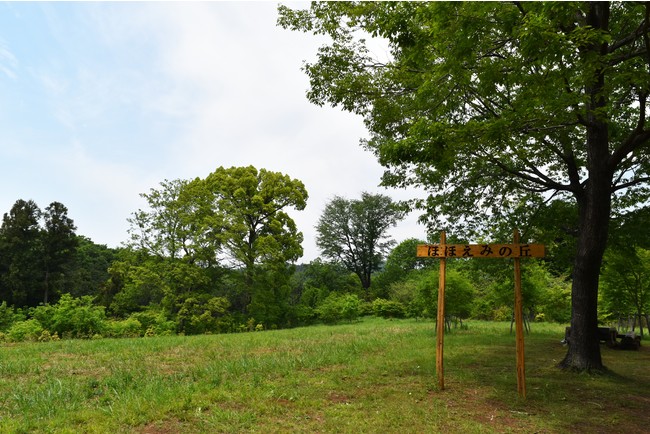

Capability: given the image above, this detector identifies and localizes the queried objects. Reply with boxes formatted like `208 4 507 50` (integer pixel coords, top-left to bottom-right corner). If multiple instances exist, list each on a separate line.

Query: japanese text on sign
416 243 545 258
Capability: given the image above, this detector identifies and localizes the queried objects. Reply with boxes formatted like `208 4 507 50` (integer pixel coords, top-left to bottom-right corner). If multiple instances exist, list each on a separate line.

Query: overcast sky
0 1 426 262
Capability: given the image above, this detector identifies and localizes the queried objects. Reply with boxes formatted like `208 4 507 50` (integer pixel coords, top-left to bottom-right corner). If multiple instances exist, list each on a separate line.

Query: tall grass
0 318 648 433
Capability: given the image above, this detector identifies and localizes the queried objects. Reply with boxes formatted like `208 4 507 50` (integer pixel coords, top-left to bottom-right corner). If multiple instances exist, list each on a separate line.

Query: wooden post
436 231 446 390
513 229 526 399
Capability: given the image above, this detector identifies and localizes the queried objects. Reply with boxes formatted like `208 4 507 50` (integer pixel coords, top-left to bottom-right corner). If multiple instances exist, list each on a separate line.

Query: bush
7 319 44 342
128 311 176 336
32 294 106 339
493 305 512 322
104 318 143 338
291 304 317 326
176 295 232 335
359 302 374 317
316 293 361 324
372 298 406 319
0 302 23 332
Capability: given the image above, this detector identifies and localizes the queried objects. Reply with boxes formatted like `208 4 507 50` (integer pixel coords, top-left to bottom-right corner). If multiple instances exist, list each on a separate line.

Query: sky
0 1 426 262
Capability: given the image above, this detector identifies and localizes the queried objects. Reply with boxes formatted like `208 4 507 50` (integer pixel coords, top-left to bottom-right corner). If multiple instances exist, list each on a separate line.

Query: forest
0 163 648 343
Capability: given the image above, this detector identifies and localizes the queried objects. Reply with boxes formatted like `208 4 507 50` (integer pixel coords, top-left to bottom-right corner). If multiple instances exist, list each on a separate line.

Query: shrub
0 302 23 332
359 302 374 317
493 305 512 322
291 305 317 326
7 319 44 342
32 294 106 339
104 318 143 338
176 295 232 335
128 311 176 336
372 298 406 319
316 293 361 324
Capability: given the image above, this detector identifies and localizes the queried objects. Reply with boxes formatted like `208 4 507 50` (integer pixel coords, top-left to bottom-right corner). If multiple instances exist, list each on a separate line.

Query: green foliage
279 1 650 371
176 295 232 335
535 273 572 324
204 165 308 272
66 236 117 299
387 278 427 319
373 238 429 297
371 298 406 319
41 202 78 305
413 268 475 320
0 200 78 307
291 260 363 319
0 301 23 331
315 192 404 289
600 247 650 325
0 199 45 307
31 294 106 339
107 260 167 316
316 293 361 324
128 310 176 336
124 166 308 323
6 319 44 342
104 317 143 338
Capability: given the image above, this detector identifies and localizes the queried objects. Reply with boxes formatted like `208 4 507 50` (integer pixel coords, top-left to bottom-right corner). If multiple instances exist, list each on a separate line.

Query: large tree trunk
559 186 610 371
559 1 612 372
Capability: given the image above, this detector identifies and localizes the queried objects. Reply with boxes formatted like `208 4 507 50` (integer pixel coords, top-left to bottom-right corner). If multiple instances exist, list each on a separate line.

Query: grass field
0 318 648 433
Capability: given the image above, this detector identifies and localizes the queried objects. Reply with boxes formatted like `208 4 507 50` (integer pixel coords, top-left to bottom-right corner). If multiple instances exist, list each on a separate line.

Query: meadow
0 318 648 433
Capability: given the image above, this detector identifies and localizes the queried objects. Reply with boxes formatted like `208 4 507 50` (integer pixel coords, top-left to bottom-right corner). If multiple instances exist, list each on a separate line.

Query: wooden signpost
417 230 545 399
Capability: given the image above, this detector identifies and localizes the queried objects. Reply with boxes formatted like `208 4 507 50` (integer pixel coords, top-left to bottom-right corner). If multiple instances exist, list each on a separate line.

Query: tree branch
609 128 650 170
609 47 648 66
612 176 650 192
484 152 573 193
512 1 526 17
608 18 648 53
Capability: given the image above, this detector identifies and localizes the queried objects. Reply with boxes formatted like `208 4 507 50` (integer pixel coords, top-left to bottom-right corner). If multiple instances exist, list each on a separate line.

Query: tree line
0 165 648 343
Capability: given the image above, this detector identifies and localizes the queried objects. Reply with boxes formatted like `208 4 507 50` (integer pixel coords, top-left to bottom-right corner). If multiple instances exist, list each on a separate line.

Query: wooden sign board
417 243 545 259
422 232 544 399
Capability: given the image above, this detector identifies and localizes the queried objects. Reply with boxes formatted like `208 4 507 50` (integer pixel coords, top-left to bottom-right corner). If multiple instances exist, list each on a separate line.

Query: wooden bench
563 327 640 349
618 331 641 350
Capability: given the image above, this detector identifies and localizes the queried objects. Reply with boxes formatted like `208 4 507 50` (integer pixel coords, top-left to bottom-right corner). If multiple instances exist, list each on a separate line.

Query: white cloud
0 2 428 260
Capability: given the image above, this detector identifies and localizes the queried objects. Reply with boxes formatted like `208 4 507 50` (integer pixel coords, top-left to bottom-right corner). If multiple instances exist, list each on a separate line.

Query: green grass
0 318 649 433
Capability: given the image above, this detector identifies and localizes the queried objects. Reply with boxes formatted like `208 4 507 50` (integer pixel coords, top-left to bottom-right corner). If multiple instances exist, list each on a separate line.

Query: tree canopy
279 1 650 371
316 192 404 290
126 166 308 326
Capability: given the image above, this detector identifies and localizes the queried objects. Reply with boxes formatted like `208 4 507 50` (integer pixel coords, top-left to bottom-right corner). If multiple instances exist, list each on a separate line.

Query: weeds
0 318 648 433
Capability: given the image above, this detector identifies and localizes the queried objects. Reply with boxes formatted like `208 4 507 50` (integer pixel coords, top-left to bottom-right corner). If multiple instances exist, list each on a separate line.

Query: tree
315 192 404 290
279 2 650 372
66 236 118 299
205 166 308 326
373 237 429 296
600 247 650 337
205 166 308 278
125 166 308 326
0 200 78 306
0 199 43 306
128 178 220 266
42 202 78 305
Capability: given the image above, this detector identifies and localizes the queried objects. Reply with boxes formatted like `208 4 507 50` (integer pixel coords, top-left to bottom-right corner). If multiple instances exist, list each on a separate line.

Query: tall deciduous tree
316 192 404 290
279 2 650 371
125 166 308 326
128 178 221 266
205 166 308 275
